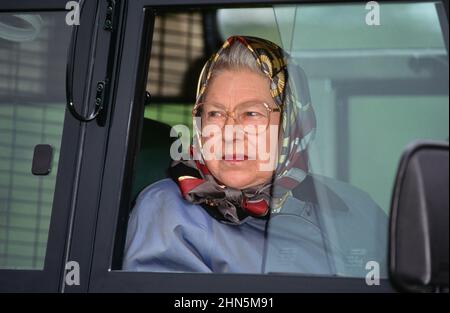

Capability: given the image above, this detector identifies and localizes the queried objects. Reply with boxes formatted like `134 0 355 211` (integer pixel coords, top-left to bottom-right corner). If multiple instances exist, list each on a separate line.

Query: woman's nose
223 112 238 127
223 119 246 144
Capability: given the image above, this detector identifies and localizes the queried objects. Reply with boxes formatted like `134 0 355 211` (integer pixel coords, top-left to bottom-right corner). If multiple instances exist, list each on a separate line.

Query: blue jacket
123 177 388 277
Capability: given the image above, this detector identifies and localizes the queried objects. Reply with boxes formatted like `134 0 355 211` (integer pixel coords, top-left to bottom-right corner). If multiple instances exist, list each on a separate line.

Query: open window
88 0 448 292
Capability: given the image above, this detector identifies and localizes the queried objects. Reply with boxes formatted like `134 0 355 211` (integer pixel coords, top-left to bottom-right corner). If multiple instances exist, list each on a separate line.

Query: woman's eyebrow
206 99 275 107
239 98 272 104
204 102 227 109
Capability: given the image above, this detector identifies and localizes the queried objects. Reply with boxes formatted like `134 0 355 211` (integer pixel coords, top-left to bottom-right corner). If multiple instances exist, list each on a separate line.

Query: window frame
56 0 128 293
86 0 450 293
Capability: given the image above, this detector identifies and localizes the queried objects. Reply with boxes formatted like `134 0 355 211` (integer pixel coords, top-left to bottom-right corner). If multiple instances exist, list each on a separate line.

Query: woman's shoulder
309 174 384 212
136 178 181 201
124 179 212 272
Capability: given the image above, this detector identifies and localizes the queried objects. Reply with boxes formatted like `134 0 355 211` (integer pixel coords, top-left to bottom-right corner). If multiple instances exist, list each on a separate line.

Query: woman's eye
207 111 225 118
244 111 264 118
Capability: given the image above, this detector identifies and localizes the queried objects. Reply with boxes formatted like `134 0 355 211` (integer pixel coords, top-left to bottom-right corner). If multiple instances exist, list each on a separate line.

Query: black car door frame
57 0 126 293
84 0 450 293
0 0 121 292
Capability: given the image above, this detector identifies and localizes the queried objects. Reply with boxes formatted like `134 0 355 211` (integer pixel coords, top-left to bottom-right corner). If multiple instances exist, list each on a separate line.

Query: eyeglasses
192 101 281 132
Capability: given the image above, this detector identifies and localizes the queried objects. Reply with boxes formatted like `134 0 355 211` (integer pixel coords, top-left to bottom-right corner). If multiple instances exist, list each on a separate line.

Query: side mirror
389 140 449 292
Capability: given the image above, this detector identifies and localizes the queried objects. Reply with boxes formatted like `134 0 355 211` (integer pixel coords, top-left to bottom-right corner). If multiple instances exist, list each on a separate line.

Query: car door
1 0 446 294
86 0 448 292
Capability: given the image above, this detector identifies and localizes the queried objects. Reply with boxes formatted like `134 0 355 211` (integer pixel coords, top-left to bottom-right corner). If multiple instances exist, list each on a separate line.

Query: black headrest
389 140 449 292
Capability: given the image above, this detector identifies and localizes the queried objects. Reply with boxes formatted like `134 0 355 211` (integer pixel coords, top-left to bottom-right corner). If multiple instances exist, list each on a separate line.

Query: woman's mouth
222 154 248 162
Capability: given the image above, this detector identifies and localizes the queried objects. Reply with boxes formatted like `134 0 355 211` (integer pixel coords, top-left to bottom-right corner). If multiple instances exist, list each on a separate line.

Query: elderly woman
123 36 388 276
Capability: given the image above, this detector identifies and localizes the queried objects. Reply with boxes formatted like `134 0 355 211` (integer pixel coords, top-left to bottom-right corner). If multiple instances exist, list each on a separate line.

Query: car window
121 2 448 279
0 12 71 269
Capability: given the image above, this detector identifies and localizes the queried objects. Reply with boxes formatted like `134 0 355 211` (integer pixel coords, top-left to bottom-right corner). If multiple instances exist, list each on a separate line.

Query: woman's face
199 69 281 189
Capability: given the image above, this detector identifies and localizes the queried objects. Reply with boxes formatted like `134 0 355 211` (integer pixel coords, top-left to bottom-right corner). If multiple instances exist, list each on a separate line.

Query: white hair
209 41 264 79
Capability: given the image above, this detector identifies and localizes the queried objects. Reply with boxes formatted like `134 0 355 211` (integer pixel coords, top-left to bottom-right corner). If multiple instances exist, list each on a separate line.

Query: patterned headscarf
170 35 316 224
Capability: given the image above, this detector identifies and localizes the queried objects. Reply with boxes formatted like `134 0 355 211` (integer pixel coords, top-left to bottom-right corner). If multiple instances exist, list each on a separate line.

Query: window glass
269 2 447 277
347 95 448 211
0 12 71 269
219 3 445 50
124 2 448 278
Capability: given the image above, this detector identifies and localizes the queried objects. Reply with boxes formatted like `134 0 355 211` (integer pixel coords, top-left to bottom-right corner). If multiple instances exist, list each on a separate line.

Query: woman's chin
220 179 254 190
215 170 258 189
